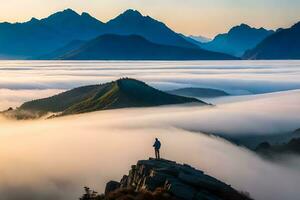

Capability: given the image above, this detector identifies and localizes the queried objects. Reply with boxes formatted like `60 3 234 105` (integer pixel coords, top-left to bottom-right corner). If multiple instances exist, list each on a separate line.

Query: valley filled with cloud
0 61 300 200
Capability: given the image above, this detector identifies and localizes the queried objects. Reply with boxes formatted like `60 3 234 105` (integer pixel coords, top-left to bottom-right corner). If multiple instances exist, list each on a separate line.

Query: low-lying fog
1 94 300 200
1 60 300 109
0 61 300 200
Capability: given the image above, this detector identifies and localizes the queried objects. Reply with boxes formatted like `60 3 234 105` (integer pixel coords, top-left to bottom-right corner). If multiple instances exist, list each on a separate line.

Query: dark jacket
153 140 161 150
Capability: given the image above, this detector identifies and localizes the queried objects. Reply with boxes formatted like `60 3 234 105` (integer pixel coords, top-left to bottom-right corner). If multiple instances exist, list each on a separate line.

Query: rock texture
104 158 252 200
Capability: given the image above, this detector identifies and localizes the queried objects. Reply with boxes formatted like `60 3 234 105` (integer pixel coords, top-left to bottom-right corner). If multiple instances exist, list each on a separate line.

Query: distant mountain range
49 34 236 60
0 9 104 58
103 9 196 49
0 9 198 59
199 24 274 57
15 78 206 118
244 22 300 59
0 8 298 60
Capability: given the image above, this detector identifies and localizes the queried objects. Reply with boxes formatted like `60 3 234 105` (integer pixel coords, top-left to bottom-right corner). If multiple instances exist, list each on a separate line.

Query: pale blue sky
0 0 299 37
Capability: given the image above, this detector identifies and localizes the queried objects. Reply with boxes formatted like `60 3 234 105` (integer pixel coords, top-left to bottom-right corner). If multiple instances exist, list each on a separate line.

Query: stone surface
105 158 253 200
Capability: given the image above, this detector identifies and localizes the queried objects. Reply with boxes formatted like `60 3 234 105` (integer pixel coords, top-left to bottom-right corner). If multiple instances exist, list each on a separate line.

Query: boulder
105 181 120 195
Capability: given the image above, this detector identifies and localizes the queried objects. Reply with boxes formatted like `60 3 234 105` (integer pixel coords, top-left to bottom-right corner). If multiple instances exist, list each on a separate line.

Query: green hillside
19 78 207 117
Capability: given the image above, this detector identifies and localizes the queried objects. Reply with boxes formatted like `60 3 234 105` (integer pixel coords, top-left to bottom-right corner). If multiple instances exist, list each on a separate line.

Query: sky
0 0 299 38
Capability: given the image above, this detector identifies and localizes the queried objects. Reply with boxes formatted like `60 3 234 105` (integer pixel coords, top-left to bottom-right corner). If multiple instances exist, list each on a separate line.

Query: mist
1 60 300 110
0 89 64 110
0 90 300 200
1 60 300 93
0 61 300 200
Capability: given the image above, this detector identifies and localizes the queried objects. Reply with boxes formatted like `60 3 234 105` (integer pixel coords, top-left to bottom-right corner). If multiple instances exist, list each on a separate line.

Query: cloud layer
0 61 300 200
0 90 300 200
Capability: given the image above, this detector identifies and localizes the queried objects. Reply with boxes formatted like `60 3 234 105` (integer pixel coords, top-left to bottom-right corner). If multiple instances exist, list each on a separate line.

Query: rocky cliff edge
81 158 253 200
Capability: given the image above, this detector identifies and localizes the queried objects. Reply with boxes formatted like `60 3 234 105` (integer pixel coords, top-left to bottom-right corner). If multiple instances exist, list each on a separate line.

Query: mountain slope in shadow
0 9 198 58
19 78 207 117
0 9 105 57
36 40 86 60
57 34 236 60
105 9 197 49
200 24 274 57
244 21 300 59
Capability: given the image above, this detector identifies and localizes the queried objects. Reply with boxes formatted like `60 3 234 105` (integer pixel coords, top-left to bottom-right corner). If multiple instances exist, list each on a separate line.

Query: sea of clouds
0 61 300 200
1 60 300 109
0 97 300 200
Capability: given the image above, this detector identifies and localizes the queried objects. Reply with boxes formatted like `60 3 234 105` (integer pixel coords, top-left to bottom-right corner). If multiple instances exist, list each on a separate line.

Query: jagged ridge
244 21 300 59
100 158 252 200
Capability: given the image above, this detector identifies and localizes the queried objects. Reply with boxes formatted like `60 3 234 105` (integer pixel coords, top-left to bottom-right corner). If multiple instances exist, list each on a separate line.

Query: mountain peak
107 9 145 25
46 8 80 20
122 9 143 17
230 23 252 32
80 12 104 24
203 23 274 57
230 23 272 33
112 9 144 21
18 78 204 118
28 17 39 23
81 12 92 17
116 78 149 92
105 9 198 49
62 8 78 15
239 23 251 28
30 17 38 21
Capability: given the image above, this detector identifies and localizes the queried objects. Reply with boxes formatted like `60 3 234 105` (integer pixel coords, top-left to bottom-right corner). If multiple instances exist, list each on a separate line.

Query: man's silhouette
153 138 161 159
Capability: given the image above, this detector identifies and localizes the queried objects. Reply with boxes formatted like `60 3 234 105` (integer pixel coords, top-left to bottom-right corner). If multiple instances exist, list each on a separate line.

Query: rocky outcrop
256 138 300 157
103 158 252 200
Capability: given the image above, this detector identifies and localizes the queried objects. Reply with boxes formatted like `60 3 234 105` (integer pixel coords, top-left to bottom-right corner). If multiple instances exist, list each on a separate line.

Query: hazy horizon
2 60 300 109
0 0 299 37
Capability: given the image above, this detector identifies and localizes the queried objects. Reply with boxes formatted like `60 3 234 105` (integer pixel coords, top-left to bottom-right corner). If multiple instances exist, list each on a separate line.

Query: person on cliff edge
153 138 161 159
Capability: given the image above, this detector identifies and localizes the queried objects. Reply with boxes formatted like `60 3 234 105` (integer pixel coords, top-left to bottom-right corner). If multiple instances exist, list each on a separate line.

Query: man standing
153 138 161 159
